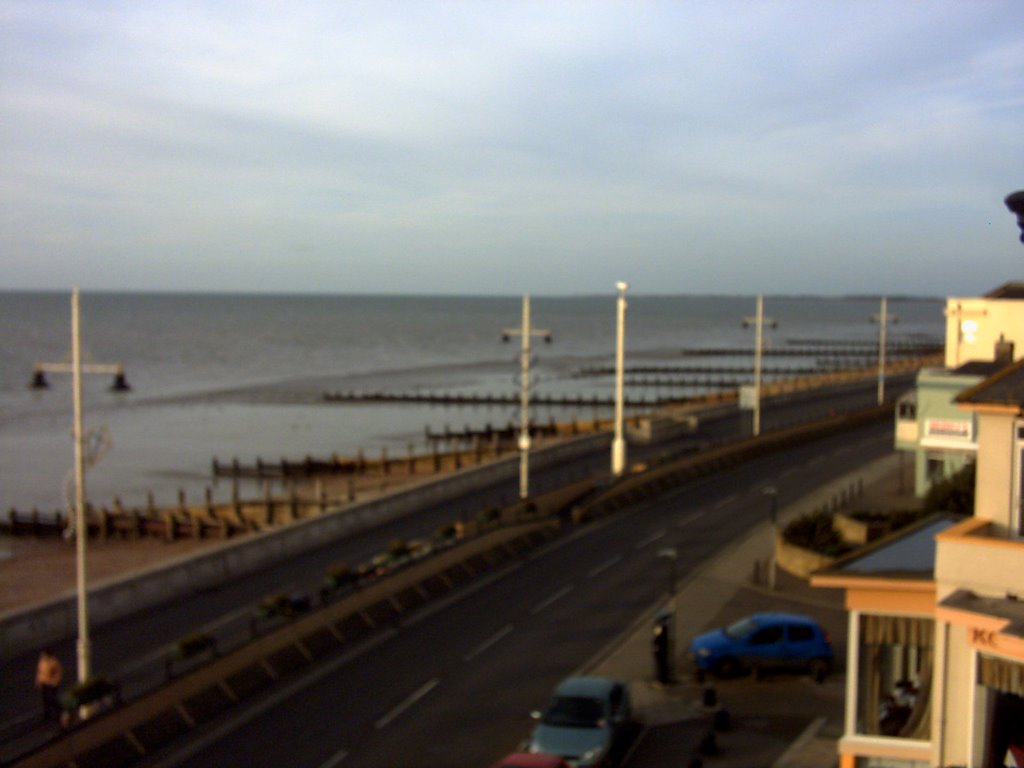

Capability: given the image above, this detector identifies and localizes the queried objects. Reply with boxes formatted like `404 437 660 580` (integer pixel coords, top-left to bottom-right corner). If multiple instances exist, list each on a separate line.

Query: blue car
688 612 832 682
528 677 632 767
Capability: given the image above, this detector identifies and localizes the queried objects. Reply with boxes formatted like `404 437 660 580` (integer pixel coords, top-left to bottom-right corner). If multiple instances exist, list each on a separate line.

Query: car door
746 623 786 669
784 623 819 668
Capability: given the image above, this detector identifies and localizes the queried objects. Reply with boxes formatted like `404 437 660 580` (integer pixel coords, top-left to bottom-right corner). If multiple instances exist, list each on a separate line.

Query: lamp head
1005 190 1024 245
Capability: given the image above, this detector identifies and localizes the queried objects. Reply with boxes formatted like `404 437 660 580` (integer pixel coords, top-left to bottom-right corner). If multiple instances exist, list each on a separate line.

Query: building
815 191 1024 768
895 283 1024 497
816 357 1024 767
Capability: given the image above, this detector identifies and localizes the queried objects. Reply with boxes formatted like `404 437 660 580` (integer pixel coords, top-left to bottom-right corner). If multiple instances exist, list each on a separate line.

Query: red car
492 753 571 768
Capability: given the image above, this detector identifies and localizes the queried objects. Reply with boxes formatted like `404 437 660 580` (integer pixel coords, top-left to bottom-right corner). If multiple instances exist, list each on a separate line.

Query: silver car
528 676 632 767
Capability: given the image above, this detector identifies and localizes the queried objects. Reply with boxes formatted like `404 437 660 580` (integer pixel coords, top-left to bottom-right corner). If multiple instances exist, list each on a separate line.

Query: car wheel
809 657 829 683
714 657 741 679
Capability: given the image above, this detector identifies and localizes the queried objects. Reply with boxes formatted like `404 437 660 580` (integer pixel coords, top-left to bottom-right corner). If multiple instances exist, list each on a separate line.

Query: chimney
994 334 1015 365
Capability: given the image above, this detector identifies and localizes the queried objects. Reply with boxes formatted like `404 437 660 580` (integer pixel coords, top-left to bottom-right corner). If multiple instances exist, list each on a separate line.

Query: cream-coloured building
944 283 1024 369
814 339 1024 767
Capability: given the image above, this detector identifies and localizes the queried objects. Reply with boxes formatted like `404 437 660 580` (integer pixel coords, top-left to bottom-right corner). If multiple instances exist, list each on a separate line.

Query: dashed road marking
375 678 440 729
531 585 574 615
588 554 623 578
464 625 514 662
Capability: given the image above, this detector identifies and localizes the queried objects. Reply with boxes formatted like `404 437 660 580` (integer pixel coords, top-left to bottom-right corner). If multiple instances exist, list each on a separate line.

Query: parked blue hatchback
688 612 833 682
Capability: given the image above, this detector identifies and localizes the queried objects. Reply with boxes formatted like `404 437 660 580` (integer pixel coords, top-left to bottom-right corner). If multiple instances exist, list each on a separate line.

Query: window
856 615 933 740
788 624 815 643
750 625 784 645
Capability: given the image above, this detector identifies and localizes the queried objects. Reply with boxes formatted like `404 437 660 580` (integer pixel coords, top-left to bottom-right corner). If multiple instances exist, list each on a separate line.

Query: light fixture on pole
611 281 629 477
29 288 129 690
501 295 551 499
741 295 777 437
870 297 897 406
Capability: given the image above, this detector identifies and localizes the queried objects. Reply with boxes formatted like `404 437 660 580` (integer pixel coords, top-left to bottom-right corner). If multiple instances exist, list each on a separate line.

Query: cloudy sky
1 1 1021 296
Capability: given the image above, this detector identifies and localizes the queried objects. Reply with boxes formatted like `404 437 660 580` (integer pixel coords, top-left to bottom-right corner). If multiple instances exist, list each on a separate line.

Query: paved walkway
587 450 918 768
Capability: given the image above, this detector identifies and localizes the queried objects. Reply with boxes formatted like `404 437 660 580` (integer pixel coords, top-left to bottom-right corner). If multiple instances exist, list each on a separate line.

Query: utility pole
30 288 129 688
870 297 897 405
741 295 777 437
501 295 551 499
611 281 629 477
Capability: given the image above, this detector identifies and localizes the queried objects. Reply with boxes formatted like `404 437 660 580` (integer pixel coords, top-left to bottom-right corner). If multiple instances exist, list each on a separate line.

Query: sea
0 292 945 517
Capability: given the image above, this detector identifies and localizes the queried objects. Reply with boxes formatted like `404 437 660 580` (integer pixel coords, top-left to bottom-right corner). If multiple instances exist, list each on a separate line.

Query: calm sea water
0 292 943 514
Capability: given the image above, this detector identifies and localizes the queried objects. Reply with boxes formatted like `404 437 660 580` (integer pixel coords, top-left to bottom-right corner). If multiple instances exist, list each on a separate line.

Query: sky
1 1 1022 297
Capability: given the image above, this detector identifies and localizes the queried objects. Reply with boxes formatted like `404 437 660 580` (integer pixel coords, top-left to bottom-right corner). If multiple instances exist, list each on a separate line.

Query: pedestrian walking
35 649 63 722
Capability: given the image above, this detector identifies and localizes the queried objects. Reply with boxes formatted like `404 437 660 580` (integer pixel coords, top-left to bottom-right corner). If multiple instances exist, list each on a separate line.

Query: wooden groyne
322 390 664 408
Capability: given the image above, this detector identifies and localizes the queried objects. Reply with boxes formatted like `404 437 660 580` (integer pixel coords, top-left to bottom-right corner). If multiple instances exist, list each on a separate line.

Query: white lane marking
318 749 349 768
713 494 737 510
635 529 666 549
588 554 623 578
464 624 515 662
531 585 575 615
375 678 440 729
676 509 707 527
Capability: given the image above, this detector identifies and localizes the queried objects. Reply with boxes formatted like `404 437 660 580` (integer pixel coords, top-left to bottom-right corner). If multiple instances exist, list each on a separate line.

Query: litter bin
652 610 674 683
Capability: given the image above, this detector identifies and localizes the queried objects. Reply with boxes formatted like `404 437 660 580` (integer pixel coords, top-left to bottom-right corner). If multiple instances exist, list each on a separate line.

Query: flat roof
816 514 961 580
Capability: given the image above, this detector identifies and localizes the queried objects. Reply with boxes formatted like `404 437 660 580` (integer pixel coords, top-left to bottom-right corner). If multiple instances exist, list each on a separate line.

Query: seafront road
0 375 910 765
134 422 893 767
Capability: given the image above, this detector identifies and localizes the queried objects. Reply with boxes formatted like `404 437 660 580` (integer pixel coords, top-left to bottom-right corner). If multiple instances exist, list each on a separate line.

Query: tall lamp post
741 295 777 437
30 288 129 687
611 281 629 477
870 297 897 406
501 295 551 499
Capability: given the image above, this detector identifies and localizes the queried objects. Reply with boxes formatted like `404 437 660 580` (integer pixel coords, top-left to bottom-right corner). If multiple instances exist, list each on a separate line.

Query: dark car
688 612 832 681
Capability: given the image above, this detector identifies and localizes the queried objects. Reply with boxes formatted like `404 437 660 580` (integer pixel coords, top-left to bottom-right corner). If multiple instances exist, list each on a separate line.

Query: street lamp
501 295 552 499
870 297 898 406
611 281 629 477
30 288 129 689
741 295 777 437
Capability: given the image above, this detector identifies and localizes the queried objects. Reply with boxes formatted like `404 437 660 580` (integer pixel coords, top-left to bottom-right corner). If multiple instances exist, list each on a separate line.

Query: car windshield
724 617 759 639
542 696 605 728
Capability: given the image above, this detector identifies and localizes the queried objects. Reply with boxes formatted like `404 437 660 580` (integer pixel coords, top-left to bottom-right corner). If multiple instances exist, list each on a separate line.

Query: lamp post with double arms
501 295 551 500
30 288 129 688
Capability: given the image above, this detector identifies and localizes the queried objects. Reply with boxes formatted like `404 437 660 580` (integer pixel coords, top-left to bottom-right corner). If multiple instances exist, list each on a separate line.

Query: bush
923 463 975 516
783 510 853 557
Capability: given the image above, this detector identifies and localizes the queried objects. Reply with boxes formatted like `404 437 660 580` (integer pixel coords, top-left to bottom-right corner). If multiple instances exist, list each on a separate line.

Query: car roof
748 612 819 625
493 753 570 768
552 676 623 698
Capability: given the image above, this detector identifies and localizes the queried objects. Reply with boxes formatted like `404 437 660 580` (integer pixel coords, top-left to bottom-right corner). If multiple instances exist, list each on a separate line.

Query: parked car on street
527 676 632 767
687 611 833 681
492 753 571 768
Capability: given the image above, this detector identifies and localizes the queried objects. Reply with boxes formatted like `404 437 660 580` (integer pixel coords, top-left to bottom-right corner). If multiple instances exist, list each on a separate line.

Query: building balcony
936 518 1024 599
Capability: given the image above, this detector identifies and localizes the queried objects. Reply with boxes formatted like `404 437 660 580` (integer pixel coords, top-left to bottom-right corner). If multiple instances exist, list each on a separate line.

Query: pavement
585 450 917 768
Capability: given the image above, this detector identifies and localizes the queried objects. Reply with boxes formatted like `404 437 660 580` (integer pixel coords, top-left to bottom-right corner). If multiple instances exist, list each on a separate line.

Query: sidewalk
588 451 917 768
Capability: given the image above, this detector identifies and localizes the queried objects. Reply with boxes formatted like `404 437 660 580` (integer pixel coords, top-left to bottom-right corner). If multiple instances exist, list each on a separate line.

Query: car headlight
580 745 607 765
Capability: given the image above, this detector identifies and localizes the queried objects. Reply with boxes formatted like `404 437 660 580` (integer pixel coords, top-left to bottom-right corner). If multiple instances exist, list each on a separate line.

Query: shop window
857 615 933 740
979 655 1024 767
